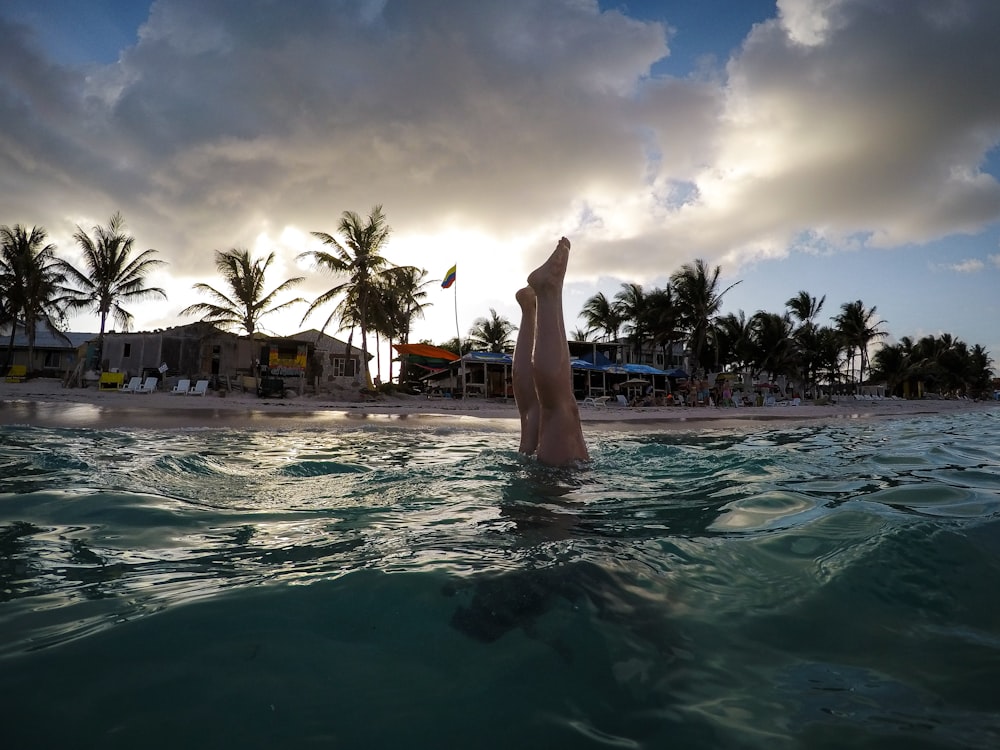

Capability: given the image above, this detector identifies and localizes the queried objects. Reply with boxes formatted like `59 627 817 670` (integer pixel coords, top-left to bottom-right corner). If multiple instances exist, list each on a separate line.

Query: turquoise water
2 411 1000 749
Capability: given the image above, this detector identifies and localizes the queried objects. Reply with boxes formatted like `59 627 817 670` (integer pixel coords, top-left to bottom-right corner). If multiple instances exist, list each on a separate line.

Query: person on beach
512 237 589 466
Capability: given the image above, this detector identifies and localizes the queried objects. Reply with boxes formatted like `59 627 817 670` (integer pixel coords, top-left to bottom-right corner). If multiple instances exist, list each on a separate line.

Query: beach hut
393 343 461 393
461 351 513 398
0 327 93 379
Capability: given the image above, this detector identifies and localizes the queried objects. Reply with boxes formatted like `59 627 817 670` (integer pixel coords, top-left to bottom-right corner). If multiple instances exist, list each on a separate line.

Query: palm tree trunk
5 326 15 368
96 309 108 371
248 328 257 381
344 329 355 378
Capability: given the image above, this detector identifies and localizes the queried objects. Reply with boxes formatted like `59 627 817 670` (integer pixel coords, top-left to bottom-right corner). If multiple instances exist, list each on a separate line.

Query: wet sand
2 378 996 431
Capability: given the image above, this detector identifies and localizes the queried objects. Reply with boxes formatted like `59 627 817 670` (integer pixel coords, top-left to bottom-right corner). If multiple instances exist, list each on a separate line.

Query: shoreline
2 378 997 431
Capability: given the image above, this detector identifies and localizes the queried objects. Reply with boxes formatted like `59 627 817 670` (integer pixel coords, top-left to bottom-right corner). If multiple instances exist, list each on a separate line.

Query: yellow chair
5 364 27 383
99 372 125 390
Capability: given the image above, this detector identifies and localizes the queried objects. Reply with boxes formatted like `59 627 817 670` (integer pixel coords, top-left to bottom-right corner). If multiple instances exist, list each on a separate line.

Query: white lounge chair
136 376 158 394
170 378 191 395
119 376 142 393
187 379 209 397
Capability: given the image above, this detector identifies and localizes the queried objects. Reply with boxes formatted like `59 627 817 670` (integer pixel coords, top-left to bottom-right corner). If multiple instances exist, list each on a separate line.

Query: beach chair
5 364 27 382
187 379 209 397
119 376 142 393
170 378 191 395
614 394 629 407
136 376 158 394
99 372 124 390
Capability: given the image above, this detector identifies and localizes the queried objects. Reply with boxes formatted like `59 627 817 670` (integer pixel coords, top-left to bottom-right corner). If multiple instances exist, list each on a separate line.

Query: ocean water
2 410 1000 749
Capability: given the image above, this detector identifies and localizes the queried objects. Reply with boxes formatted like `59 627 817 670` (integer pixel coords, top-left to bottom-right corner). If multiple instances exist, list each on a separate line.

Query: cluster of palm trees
577 261 994 398
1 214 166 369
4 210 995 396
173 207 433 382
2 207 434 384
871 334 994 399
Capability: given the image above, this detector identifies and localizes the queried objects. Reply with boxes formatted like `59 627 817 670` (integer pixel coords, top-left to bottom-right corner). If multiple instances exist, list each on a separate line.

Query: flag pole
453 271 466 400
442 264 464 399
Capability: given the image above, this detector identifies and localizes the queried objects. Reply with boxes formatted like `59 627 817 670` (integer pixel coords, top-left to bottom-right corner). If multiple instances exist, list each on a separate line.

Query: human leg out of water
513 286 540 455
524 237 589 466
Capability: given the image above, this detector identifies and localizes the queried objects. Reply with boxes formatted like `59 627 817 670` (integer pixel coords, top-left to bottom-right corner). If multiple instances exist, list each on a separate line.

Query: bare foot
515 285 536 312
527 237 570 293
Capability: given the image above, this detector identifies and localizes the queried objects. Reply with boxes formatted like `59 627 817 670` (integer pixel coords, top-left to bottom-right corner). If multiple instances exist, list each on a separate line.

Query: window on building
332 357 358 377
123 343 131 357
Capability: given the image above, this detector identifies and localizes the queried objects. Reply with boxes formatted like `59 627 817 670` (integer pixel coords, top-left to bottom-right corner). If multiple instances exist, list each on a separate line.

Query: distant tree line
572 263 994 399
3 211 995 396
1 207 435 386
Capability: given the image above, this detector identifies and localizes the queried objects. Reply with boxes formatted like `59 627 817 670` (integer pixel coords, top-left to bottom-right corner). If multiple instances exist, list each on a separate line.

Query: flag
441 264 456 289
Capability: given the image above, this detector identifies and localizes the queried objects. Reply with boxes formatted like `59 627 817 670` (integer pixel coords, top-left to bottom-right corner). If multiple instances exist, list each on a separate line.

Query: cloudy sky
3 0 1000 367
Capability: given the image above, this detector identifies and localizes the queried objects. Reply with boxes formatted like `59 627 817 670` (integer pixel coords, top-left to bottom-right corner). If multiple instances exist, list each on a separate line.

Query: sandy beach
1 377 996 431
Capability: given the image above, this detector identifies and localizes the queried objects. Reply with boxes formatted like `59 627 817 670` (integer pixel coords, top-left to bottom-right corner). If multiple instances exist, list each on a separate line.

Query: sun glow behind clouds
6 0 1000 362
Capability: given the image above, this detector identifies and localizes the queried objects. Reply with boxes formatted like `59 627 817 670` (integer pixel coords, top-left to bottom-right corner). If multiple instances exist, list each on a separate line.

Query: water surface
2 412 1000 748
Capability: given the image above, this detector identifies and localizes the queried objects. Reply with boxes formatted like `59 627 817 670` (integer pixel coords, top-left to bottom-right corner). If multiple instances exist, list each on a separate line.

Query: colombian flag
441 264 456 289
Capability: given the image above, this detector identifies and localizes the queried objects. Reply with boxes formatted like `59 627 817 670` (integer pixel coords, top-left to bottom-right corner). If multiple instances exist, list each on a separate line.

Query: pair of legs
512 237 589 466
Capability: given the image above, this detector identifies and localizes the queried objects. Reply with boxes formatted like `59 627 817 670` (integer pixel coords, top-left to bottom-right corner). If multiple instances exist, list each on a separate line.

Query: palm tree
814 326 845 392
580 291 623 342
749 311 797 384
966 344 994 398
569 327 591 342
180 248 304 374
614 282 647 363
786 291 826 396
833 299 887 385
299 205 393 385
715 310 754 375
671 259 741 376
466 308 517 352
59 212 167 369
870 341 911 396
786 290 826 328
644 285 681 369
380 265 433 383
387 266 432 346
1 224 74 369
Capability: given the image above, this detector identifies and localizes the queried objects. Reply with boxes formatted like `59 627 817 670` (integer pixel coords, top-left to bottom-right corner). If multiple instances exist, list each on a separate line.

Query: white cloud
1 0 1000 342
945 258 985 273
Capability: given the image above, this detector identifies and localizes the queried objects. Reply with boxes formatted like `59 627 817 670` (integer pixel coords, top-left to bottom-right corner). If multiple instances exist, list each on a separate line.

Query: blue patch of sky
2 0 150 66
719 231 1000 345
981 141 1000 179
602 0 777 77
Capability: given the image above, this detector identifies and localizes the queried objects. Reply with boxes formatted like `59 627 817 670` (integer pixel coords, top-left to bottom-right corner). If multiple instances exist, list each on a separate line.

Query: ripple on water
2 411 1000 749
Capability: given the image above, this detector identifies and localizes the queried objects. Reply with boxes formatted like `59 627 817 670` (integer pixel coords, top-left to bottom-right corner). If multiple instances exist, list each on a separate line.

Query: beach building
98 324 369 394
101 322 244 382
1 327 93 378
291 329 372 394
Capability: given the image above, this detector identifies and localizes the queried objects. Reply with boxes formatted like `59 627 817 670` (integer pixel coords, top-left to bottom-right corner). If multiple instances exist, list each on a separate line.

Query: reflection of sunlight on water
710 492 818 531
